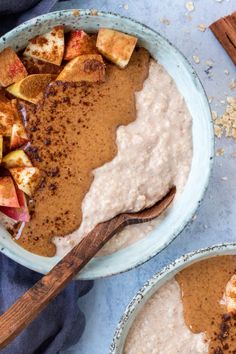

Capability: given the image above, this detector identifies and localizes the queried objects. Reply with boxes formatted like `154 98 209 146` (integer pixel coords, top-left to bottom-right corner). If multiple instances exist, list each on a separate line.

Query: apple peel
0 176 20 207
0 187 30 222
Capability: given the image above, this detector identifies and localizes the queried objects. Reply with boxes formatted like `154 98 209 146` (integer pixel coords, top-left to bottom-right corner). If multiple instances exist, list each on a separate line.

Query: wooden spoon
0 186 176 348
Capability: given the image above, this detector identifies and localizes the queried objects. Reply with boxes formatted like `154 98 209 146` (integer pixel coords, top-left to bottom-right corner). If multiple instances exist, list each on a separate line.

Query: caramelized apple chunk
0 47 27 87
0 176 19 207
56 54 105 82
64 30 98 60
24 26 65 66
10 167 41 196
0 186 30 222
2 150 32 169
96 28 137 68
7 74 55 104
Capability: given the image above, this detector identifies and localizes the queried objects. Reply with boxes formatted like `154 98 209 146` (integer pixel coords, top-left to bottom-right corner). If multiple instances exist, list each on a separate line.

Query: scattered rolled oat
90 8 98 16
221 176 228 181
72 10 80 16
193 55 200 64
197 24 207 32
160 18 170 25
224 69 229 75
185 1 195 11
229 79 236 90
123 4 129 10
216 148 225 156
214 97 236 141
212 111 218 120
208 96 213 103
206 59 214 66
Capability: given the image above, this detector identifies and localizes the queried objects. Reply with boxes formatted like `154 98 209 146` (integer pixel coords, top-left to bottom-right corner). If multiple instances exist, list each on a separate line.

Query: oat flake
197 24 207 32
160 18 170 25
185 1 195 11
216 148 224 156
193 55 200 64
214 97 236 142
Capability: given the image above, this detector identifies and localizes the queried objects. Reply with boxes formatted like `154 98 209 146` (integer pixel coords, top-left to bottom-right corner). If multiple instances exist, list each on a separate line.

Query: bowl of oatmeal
111 243 236 354
0 10 213 279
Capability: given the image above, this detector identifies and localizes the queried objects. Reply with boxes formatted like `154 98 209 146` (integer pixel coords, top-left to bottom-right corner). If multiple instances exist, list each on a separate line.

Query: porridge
124 256 236 354
0 26 192 257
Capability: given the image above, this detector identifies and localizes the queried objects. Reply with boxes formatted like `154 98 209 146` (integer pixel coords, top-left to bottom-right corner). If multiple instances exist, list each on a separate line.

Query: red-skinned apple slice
0 176 19 207
64 30 97 60
0 187 30 222
0 47 27 87
10 167 41 196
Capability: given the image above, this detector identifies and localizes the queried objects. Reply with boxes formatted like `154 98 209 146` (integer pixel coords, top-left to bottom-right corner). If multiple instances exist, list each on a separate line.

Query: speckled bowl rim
110 243 236 353
0 9 214 279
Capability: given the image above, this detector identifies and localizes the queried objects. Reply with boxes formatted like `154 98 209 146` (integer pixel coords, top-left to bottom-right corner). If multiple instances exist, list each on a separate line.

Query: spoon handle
0 214 126 349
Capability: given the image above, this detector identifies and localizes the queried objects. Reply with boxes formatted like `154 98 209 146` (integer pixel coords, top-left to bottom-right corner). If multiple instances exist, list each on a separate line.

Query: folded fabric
0 0 58 35
0 253 93 354
0 1 93 353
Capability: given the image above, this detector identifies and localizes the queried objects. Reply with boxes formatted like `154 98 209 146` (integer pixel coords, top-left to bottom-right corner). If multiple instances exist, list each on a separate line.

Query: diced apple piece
96 28 137 68
2 150 32 169
10 167 41 196
9 99 29 149
0 47 28 87
7 74 55 104
21 56 62 75
24 26 64 66
10 123 28 150
56 54 105 83
0 187 30 222
0 101 16 137
0 176 19 207
64 30 98 60
0 136 2 163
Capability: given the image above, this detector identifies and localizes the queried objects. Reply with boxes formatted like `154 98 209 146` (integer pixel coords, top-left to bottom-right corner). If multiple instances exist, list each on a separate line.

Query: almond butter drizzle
176 256 236 353
12 48 150 256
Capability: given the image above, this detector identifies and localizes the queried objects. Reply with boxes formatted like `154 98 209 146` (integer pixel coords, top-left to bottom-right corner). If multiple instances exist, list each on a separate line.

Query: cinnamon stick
210 11 236 65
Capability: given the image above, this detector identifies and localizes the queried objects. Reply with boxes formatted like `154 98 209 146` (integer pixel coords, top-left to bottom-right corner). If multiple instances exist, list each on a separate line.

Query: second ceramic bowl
111 243 236 353
0 9 214 279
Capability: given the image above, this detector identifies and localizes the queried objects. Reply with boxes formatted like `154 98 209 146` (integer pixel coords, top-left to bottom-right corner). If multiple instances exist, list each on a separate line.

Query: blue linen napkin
0 1 93 353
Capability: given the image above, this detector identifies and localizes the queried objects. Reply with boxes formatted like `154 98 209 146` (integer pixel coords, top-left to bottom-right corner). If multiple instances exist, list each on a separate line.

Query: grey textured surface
54 1 236 353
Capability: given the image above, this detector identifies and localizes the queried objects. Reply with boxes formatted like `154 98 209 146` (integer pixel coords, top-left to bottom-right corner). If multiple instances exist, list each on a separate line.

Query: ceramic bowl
0 10 214 279
111 243 236 353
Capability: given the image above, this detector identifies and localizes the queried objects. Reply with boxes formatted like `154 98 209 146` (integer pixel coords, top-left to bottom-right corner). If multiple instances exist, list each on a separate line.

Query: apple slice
56 54 105 83
7 74 55 104
0 47 28 87
0 176 19 207
24 26 64 66
2 150 32 169
64 30 98 60
10 167 41 196
0 187 30 222
0 101 16 137
96 28 137 68
0 136 3 163
10 123 28 150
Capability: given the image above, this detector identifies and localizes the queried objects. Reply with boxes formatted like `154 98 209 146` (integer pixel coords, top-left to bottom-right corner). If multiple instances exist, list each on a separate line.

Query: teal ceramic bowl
0 10 214 279
111 243 236 353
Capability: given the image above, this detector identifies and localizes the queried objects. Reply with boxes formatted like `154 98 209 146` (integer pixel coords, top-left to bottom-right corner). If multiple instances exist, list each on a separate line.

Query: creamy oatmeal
124 279 208 354
0 26 192 257
124 256 236 354
54 60 192 256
